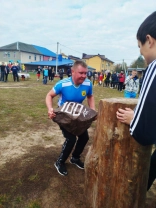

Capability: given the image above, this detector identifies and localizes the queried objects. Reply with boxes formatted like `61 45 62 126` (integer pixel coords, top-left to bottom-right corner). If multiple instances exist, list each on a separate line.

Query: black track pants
58 126 89 163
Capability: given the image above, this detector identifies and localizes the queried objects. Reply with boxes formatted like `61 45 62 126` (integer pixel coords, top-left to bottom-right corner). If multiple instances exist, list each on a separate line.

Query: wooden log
85 98 152 208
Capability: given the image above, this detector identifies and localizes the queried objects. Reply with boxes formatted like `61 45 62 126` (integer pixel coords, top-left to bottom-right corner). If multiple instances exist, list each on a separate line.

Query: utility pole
122 59 127 76
122 59 124 71
56 42 59 74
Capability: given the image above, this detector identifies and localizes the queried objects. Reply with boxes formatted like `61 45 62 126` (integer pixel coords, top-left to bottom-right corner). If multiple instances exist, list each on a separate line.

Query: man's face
72 65 87 85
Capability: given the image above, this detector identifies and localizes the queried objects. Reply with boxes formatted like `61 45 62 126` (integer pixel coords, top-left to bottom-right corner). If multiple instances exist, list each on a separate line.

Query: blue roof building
33 45 56 57
25 58 74 66
0 41 56 64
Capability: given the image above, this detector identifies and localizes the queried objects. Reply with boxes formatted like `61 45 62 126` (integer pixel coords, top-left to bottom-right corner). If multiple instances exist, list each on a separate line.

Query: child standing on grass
43 66 48 84
116 11 156 191
35 66 41 81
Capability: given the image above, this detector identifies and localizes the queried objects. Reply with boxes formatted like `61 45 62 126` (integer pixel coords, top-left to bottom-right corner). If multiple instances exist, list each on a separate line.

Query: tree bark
85 98 152 208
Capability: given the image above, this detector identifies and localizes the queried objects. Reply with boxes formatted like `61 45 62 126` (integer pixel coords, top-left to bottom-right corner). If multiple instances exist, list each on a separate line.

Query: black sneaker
70 157 84 169
54 161 68 176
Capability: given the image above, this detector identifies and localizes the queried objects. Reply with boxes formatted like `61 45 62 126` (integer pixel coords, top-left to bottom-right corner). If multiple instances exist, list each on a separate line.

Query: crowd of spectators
0 63 143 98
0 62 21 82
87 69 142 96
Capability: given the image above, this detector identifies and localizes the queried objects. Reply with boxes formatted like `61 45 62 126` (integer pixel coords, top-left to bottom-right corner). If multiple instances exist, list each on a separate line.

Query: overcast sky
0 0 155 66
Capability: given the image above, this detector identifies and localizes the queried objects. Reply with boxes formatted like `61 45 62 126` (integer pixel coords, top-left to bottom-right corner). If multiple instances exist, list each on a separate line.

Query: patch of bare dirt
0 124 64 167
0 125 94 208
0 124 156 208
0 146 88 208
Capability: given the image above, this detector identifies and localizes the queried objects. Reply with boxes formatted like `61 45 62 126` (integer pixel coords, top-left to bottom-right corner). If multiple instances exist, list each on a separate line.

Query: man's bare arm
45 90 57 119
87 95 95 110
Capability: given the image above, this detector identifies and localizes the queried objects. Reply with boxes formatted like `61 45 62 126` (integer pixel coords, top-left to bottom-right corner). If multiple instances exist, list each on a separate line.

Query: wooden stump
85 98 152 208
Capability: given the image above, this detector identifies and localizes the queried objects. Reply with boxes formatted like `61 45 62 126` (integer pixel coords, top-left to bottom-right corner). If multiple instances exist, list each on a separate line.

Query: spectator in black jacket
110 71 118 89
11 63 19 82
51 68 55 82
5 64 10 82
0 62 6 81
59 68 64 80
67 67 71 77
116 11 156 191
105 71 111 87
48 66 52 81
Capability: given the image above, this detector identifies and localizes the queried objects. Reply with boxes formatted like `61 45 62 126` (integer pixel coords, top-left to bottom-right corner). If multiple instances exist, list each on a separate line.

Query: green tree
114 62 128 73
130 56 147 68
114 64 122 73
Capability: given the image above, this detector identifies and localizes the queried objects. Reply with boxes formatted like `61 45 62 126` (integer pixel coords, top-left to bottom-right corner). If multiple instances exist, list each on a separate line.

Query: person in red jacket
118 70 125 91
98 72 103 85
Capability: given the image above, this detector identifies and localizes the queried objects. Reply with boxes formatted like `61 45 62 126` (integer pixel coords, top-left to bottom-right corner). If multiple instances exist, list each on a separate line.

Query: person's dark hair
72 60 87 69
137 11 156 44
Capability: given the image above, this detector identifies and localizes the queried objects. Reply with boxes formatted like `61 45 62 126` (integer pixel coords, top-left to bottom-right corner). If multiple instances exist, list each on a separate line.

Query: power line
59 43 82 54
43 41 138 64
59 43 137 62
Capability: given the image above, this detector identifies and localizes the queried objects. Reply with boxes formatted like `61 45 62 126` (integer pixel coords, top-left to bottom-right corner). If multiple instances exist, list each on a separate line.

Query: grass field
0 73 123 137
0 73 154 208
0 73 124 208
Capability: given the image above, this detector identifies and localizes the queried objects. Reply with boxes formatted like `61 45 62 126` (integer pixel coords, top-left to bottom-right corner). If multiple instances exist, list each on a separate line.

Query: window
102 64 104 68
34 54 36 61
40 55 42 61
3 52 7 58
29 56 31 59
4 51 10 58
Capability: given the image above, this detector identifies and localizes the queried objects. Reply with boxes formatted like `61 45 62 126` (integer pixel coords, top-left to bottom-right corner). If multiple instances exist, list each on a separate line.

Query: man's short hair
137 11 156 44
72 60 87 69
